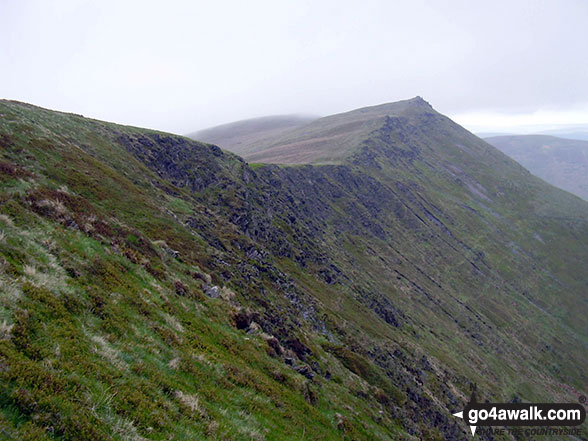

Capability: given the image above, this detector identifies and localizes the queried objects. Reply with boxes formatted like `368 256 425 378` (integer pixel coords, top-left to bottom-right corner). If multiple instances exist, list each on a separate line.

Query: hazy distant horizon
3 94 588 140
2 0 587 135
188 104 588 138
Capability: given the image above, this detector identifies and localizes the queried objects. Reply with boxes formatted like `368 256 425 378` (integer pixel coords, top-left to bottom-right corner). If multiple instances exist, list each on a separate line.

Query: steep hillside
188 115 317 157
486 134 588 200
1 99 587 441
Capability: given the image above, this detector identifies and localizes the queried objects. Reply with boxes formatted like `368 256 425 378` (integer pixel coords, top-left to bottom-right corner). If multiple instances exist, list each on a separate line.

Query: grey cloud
1 0 586 134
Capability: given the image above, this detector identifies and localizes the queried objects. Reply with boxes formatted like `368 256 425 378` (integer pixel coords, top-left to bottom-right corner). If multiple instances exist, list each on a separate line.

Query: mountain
193 97 438 165
486 134 588 201
188 115 317 157
476 128 588 143
475 132 514 138
1 98 587 441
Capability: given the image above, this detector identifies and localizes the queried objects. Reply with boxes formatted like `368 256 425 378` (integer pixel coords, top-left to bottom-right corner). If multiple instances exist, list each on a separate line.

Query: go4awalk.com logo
452 386 586 437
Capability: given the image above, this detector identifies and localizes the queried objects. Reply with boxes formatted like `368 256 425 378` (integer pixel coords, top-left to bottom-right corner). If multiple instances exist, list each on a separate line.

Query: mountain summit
189 97 436 164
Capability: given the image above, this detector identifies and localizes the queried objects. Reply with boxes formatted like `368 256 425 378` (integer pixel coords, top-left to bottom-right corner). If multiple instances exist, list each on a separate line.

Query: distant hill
485 134 588 201
475 132 514 138
191 97 437 164
476 128 588 142
538 127 588 141
188 115 317 156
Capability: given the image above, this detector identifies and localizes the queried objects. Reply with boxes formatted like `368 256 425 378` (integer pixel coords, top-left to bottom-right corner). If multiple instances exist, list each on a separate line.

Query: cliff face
1 99 587 440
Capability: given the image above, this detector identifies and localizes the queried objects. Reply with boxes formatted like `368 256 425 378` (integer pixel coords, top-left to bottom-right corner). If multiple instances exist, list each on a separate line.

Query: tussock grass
0 319 13 339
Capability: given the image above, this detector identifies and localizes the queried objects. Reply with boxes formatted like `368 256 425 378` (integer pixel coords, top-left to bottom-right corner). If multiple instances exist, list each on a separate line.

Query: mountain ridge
188 114 318 155
1 98 587 440
188 96 437 164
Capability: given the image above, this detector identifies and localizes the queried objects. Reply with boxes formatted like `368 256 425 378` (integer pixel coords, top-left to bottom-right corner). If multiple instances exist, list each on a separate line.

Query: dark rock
174 280 188 296
204 285 220 298
234 310 252 330
294 364 315 380
267 337 283 356
286 337 311 360
165 247 180 259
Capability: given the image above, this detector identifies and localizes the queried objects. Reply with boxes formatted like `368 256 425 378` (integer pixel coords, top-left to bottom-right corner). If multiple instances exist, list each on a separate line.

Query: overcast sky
1 0 587 134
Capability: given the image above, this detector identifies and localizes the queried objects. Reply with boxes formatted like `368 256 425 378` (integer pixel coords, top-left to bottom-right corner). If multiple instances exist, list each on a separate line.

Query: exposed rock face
204 284 220 298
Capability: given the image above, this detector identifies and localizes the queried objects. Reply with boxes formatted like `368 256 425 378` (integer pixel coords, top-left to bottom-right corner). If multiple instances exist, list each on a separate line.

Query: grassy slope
1 99 587 440
196 97 588 408
485 134 588 201
213 97 435 164
343 111 588 386
188 115 317 157
0 101 407 441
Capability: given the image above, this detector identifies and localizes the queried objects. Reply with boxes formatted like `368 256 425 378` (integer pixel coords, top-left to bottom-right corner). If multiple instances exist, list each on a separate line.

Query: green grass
1 98 587 440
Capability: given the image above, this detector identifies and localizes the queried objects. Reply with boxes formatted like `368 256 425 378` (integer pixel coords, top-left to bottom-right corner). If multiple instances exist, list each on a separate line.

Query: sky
1 0 588 135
